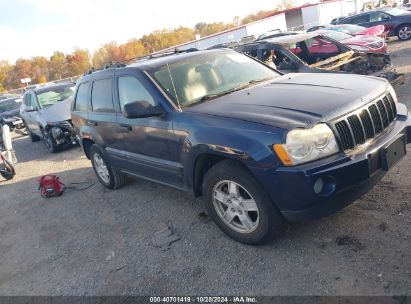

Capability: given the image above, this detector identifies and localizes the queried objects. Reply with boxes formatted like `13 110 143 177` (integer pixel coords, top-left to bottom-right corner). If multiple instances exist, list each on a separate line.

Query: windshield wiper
184 77 273 108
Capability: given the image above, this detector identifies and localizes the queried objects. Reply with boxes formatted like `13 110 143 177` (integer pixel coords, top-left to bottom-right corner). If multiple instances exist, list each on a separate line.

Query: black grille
347 115 365 145
334 94 397 151
335 120 354 150
377 99 389 128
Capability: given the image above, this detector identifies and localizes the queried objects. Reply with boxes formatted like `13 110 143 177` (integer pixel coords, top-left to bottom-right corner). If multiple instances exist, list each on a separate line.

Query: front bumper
251 105 411 222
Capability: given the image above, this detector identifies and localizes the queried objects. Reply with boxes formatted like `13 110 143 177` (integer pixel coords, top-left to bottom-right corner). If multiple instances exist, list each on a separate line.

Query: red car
318 30 387 53
328 24 388 38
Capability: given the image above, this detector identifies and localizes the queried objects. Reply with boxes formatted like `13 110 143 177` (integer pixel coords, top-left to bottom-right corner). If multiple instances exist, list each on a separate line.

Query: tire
89 145 128 189
0 156 15 180
26 123 40 142
41 128 59 153
397 24 411 41
202 160 286 245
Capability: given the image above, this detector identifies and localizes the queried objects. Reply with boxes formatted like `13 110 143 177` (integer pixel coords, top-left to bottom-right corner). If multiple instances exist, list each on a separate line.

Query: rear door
88 71 125 168
113 71 183 188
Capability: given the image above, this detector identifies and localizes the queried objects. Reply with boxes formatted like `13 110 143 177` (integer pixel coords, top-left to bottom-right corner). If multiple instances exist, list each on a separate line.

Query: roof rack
84 48 199 76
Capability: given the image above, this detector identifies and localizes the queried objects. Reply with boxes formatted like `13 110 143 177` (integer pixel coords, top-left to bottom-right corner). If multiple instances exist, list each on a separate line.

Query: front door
113 72 183 188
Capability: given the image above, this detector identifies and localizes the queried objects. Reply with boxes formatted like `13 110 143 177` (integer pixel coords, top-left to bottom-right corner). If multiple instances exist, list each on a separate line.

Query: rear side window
74 82 90 111
118 76 156 111
91 78 114 112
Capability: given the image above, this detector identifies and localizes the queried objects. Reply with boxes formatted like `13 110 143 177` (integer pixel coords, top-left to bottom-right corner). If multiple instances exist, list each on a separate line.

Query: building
157 0 381 52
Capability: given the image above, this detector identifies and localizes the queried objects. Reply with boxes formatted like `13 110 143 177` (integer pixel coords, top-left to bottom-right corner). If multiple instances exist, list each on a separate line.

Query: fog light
51 127 63 139
313 177 324 195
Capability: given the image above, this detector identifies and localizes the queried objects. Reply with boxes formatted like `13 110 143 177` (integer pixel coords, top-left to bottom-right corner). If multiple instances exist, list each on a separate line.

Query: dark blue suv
71 49 411 244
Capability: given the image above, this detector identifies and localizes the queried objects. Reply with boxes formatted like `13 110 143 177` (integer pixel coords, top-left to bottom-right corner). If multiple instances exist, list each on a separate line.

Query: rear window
91 78 114 112
74 82 90 111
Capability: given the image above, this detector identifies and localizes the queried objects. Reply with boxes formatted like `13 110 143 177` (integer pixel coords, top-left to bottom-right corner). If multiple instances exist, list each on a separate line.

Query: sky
0 0 280 64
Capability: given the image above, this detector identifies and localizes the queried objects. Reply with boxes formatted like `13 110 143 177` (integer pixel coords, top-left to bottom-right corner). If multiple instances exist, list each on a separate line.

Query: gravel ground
0 40 410 296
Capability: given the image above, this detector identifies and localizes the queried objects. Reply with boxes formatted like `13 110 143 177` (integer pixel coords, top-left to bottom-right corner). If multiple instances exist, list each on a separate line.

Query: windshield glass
36 84 75 108
384 8 408 16
323 31 352 41
335 24 365 34
149 50 280 108
0 98 21 113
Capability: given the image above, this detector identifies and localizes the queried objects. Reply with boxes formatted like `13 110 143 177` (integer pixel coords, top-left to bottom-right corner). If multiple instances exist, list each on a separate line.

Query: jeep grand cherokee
71 49 411 244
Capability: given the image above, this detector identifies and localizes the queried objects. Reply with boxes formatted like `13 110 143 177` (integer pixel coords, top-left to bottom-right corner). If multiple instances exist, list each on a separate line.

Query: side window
118 76 156 111
349 14 370 24
74 82 90 111
370 12 389 22
91 78 114 112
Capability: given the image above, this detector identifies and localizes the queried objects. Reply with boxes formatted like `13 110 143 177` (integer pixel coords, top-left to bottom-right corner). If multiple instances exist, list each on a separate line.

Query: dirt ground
0 39 410 296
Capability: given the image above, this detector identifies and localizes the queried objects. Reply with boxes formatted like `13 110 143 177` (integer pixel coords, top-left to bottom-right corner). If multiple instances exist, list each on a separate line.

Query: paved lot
0 40 410 296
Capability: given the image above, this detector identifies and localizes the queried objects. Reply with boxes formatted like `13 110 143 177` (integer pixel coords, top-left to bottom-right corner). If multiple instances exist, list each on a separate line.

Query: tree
67 48 91 76
0 61 12 92
49 51 67 80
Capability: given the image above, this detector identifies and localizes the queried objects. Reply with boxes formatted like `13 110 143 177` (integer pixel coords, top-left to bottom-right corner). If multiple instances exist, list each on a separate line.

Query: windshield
36 84 75 108
323 31 352 41
0 98 21 113
149 50 280 108
384 8 408 16
334 24 365 34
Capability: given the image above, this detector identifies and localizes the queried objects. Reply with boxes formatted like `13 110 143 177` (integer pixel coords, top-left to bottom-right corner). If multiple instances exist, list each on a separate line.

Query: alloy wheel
212 180 260 234
93 153 110 184
399 26 411 40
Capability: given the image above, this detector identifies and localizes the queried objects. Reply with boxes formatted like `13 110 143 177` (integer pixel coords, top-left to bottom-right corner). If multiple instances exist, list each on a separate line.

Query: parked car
0 96 25 130
308 24 388 38
400 3 411 10
234 33 404 87
333 8 411 40
20 82 77 153
317 29 387 53
71 49 411 244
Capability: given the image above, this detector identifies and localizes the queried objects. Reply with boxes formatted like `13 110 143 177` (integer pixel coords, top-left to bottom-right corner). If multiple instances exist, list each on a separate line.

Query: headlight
274 124 339 166
51 127 63 139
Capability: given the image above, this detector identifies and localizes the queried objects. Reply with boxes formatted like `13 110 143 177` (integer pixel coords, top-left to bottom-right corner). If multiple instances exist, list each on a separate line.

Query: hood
0 108 20 120
342 35 382 46
356 25 385 37
38 98 71 124
186 73 388 130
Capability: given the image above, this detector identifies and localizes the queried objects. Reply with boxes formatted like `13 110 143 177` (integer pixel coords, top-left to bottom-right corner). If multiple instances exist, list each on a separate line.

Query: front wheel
397 24 411 41
0 156 15 180
89 145 128 189
203 160 286 245
41 129 59 153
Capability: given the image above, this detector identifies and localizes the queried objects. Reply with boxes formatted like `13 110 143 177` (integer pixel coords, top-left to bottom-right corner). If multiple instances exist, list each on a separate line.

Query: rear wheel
397 24 411 41
90 145 128 189
203 160 286 245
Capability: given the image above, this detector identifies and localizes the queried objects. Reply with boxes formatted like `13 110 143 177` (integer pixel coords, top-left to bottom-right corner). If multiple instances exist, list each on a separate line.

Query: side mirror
123 101 163 119
278 61 298 71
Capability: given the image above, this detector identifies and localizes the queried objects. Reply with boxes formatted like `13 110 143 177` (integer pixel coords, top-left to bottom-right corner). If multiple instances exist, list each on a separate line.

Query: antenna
167 63 182 111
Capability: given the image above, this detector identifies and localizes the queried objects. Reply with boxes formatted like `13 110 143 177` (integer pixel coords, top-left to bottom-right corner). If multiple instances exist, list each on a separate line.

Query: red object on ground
38 174 65 197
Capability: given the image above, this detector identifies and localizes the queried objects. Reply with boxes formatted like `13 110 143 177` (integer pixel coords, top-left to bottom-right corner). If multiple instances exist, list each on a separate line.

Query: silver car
20 83 77 153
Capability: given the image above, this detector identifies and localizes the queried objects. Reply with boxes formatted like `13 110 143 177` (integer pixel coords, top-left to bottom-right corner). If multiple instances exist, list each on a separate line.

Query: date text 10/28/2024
150 296 257 303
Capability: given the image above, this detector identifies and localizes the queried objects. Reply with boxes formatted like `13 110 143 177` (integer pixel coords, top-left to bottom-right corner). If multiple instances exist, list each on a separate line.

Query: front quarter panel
171 112 286 189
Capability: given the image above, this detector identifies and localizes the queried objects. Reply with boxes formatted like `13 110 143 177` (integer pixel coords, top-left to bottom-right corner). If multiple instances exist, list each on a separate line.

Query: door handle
119 124 132 132
87 121 98 126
